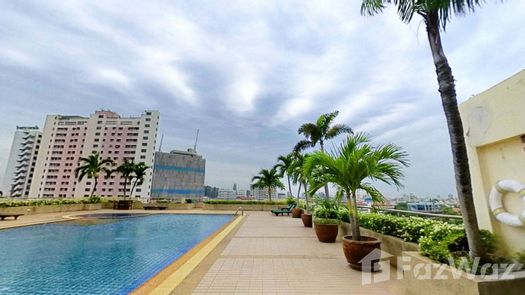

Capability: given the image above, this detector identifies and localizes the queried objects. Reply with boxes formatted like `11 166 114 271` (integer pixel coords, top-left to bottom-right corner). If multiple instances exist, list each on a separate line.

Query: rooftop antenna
158 134 164 152
193 129 199 152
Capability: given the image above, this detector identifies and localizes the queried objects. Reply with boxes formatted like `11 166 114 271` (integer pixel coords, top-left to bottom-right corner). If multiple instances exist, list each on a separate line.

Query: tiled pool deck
189 212 395 294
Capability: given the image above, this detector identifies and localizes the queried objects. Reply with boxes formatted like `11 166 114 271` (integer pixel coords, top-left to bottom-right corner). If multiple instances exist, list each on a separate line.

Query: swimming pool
0 213 233 294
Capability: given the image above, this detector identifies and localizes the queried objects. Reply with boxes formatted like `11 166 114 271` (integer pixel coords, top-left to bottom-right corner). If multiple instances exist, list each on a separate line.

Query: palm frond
325 124 353 139
361 0 483 30
293 140 315 152
297 123 318 138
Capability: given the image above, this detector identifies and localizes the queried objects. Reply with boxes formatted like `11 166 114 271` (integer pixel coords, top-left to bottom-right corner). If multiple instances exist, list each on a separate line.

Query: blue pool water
0 214 233 294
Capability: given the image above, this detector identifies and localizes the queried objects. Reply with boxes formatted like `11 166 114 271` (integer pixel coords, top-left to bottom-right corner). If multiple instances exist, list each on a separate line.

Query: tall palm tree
274 154 294 197
361 0 485 258
251 167 285 201
289 151 312 212
74 153 114 198
304 133 409 241
129 162 149 198
116 159 135 199
294 111 352 198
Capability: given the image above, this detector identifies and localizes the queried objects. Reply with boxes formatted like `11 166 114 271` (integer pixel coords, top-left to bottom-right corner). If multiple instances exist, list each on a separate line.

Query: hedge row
0 198 101 208
204 199 287 205
338 211 495 264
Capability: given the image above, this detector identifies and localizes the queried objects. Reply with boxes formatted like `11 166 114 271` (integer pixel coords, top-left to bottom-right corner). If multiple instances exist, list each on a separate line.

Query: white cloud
0 0 523 196
0 47 41 68
91 67 132 91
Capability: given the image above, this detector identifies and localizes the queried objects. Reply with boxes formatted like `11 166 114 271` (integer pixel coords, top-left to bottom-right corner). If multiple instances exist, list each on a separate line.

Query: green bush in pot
312 196 340 242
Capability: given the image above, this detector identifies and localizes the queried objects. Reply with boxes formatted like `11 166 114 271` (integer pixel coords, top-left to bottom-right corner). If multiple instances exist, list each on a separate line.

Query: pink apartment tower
29 110 159 200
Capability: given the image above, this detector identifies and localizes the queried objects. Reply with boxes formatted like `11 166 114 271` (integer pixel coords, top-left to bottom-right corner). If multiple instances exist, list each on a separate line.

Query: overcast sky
0 0 523 198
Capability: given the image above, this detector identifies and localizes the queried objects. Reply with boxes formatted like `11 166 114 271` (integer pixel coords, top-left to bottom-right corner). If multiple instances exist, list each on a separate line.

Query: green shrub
204 199 286 205
286 196 297 206
337 207 350 223
313 217 339 225
513 251 525 265
0 198 102 208
356 212 497 270
296 199 306 209
313 196 340 219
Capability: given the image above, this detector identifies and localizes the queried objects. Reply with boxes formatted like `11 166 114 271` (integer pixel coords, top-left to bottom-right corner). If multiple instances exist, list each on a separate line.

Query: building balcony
14 169 28 176
15 162 29 169
17 150 32 157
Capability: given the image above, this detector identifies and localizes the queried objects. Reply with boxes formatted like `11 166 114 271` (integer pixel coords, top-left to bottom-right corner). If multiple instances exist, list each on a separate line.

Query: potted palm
305 133 409 271
312 196 340 243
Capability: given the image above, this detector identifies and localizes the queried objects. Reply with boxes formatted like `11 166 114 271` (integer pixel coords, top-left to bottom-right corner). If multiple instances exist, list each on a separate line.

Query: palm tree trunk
123 177 127 200
286 174 292 197
297 182 302 199
90 177 98 198
425 12 483 259
268 186 272 201
319 142 330 198
350 189 360 241
130 180 138 199
303 182 309 213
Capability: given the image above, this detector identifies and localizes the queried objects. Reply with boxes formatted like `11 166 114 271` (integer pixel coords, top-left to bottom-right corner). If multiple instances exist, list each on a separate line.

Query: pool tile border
131 214 245 295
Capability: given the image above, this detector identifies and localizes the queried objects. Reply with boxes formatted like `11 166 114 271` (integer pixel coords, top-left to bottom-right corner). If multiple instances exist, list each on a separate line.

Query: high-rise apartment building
1 126 42 197
29 110 159 199
151 149 205 200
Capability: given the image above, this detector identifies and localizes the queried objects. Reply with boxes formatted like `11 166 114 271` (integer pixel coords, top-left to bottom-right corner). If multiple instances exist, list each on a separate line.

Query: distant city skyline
0 1 524 198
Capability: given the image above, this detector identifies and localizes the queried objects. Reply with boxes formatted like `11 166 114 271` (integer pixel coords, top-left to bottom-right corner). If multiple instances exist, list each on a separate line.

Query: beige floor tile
192 212 394 294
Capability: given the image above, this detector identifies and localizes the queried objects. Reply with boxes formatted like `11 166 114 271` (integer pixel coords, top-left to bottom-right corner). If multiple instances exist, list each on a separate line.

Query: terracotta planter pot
291 208 303 218
342 235 381 272
301 213 312 227
314 223 338 243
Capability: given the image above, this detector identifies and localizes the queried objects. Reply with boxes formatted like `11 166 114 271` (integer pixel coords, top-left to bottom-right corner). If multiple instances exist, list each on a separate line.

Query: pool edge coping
131 214 245 295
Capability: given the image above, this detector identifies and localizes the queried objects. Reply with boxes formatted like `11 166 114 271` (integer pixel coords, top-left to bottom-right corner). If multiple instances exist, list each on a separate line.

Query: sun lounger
143 204 168 210
0 214 23 221
271 204 296 216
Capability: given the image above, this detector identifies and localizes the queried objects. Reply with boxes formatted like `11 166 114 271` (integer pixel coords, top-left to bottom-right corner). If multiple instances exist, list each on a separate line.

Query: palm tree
74 153 114 198
289 151 313 212
251 167 285 201
304 133 409 241
294 111 352 198
274 154 294 197
116 159 135 199
129 162 149 198
361 0 485 258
